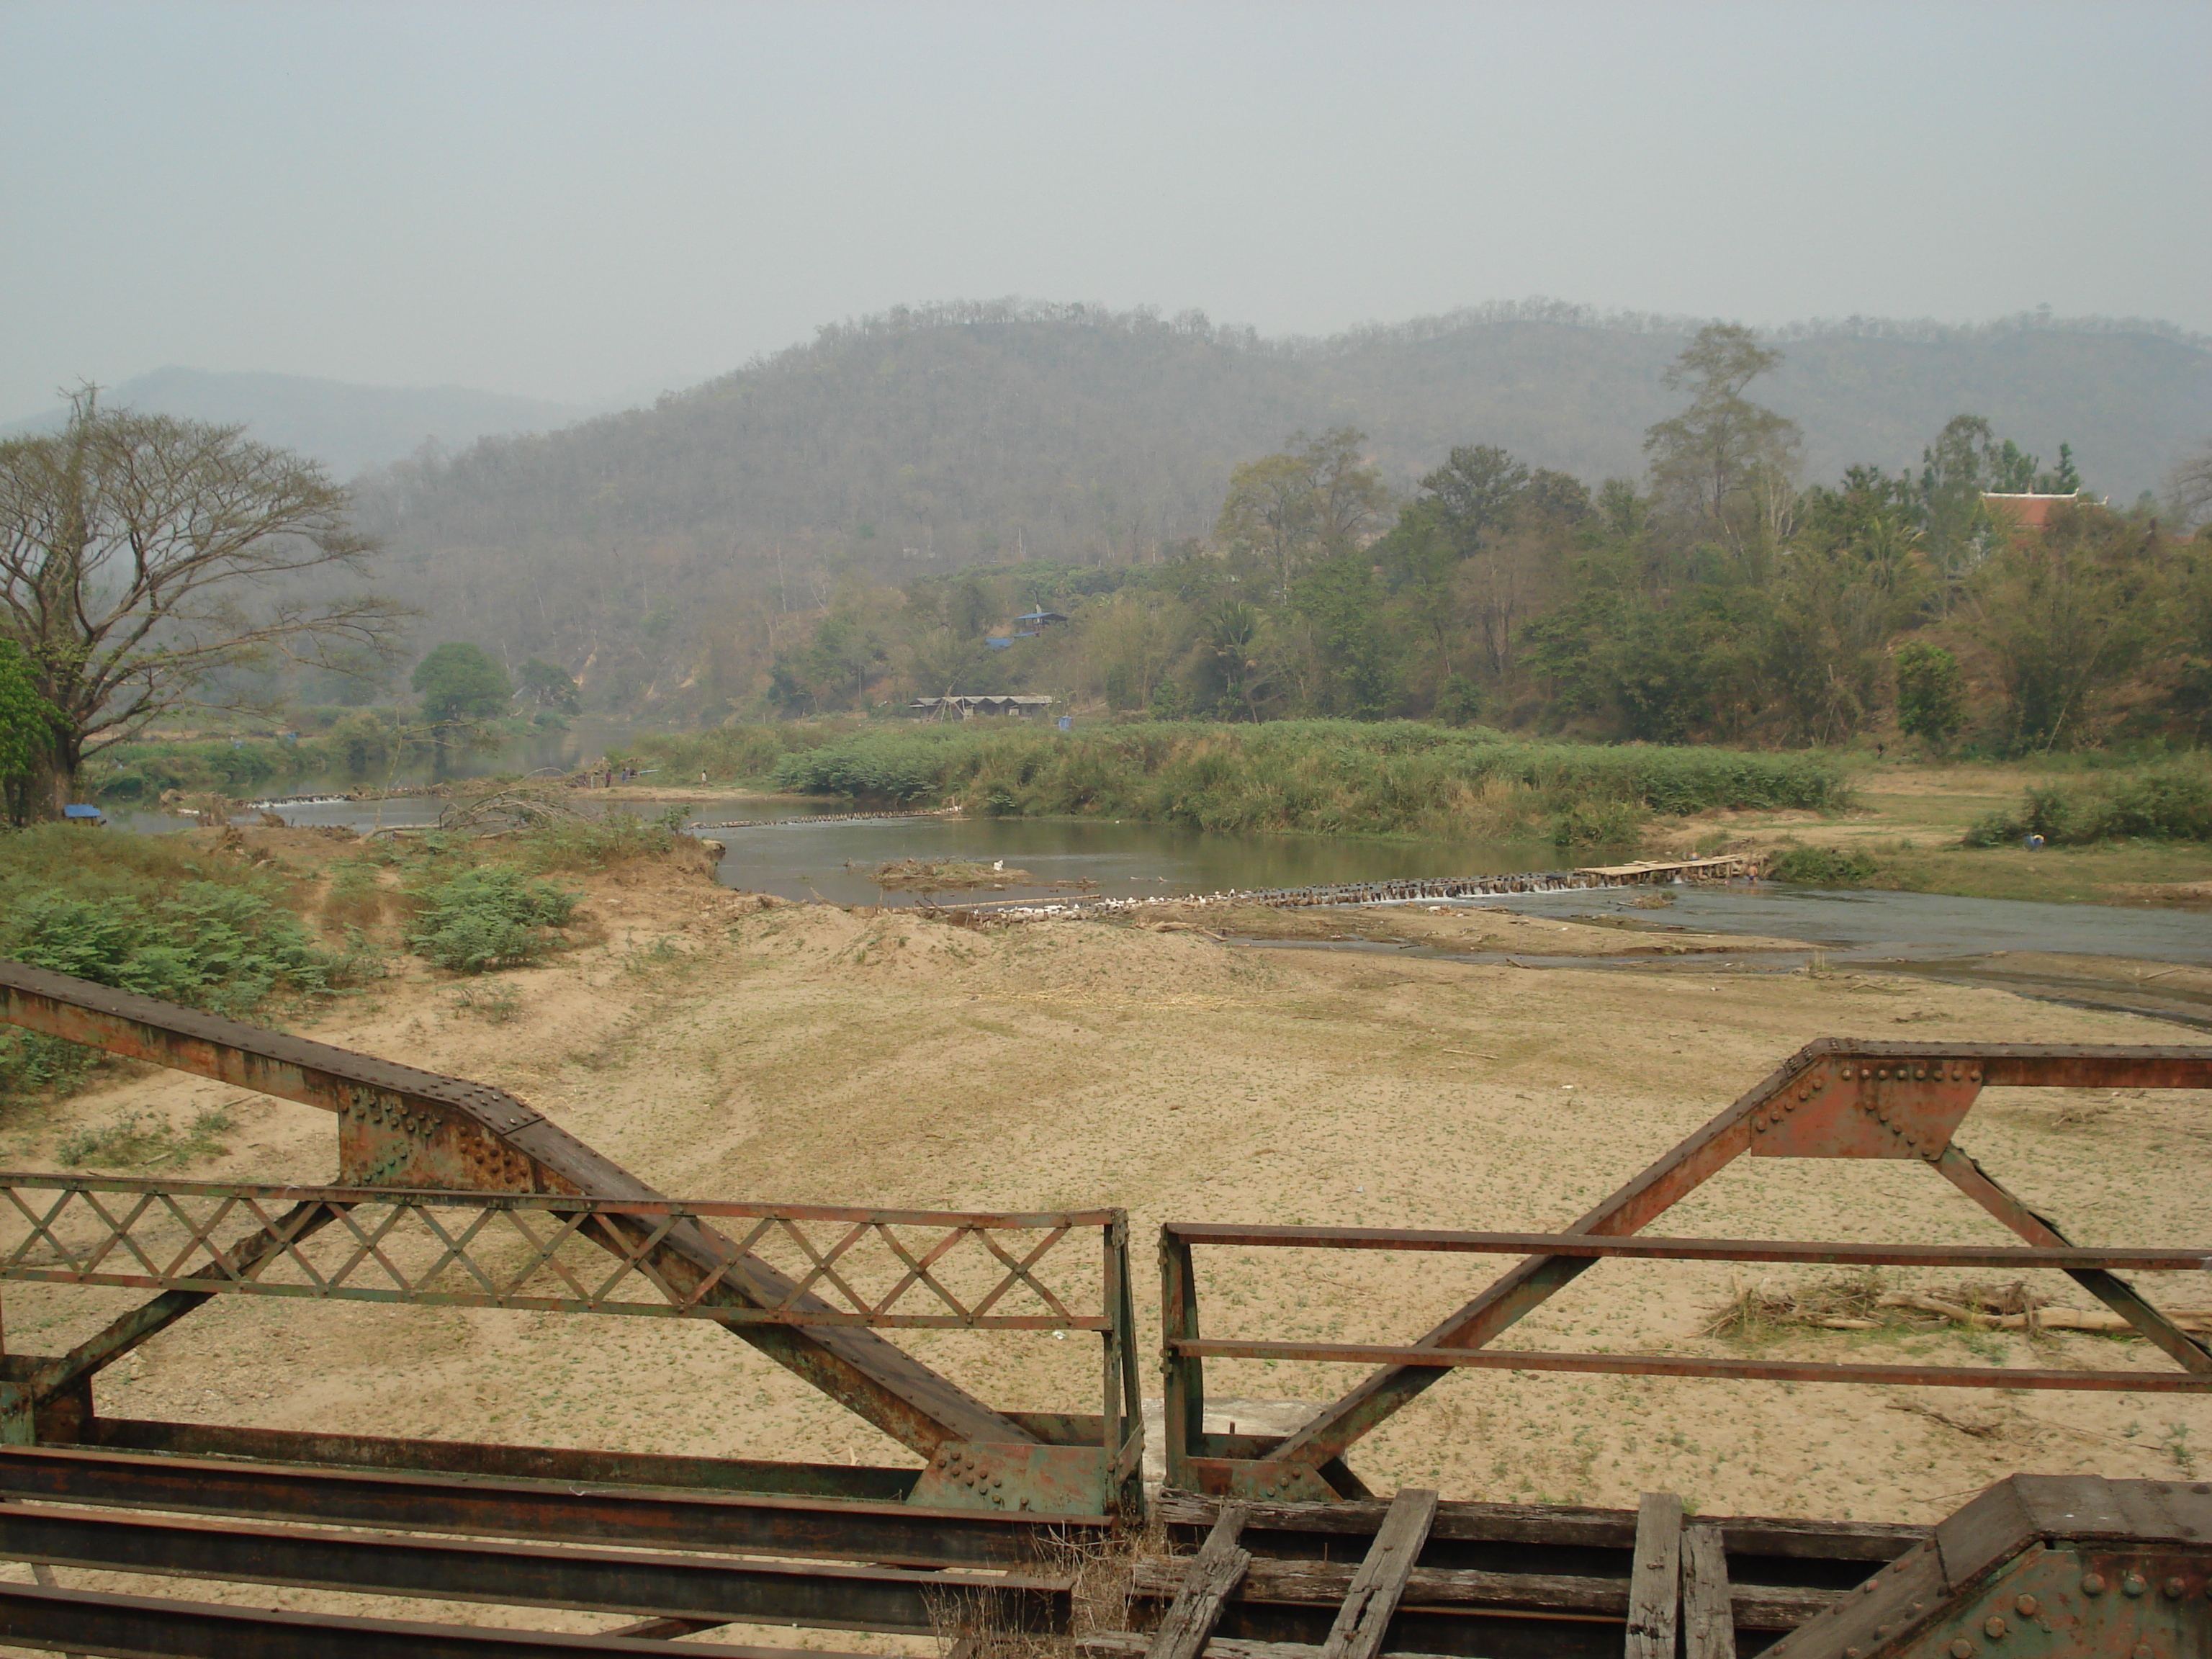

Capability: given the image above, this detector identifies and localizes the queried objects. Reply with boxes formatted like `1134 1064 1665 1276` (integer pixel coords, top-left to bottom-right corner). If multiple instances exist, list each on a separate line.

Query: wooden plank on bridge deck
1625 1491 1683 1659
1316 1488 1437 1659
1147 1501 1253 1659
1682 1519 1735 1659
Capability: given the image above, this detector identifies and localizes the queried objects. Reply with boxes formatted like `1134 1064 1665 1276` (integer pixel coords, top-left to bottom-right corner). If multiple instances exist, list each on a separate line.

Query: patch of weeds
621 935 683 976
0 1031 100 1103
58 1105 235 1170
450 983 523 1024
1692 828 1735 856
1766 846 1881 886
515 806 691 873
320 859 387 930
2166 1422 2197 1476
407 866 579 974
325 926 389 988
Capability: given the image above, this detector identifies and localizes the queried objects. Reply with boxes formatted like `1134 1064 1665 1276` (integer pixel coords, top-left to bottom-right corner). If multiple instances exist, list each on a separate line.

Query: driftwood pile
437 786 589 835
1707 1272 2212 1338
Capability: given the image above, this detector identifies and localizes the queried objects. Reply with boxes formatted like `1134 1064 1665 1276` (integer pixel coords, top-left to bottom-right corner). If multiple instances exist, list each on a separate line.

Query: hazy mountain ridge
233 302 2212 703
3 368 588 478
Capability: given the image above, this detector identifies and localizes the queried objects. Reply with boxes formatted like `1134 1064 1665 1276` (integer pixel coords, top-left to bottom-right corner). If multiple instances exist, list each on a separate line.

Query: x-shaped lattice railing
0 1177 1112 1331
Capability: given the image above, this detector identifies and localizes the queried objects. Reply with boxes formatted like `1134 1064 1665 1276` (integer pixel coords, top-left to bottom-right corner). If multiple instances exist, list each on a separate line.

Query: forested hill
346 301 2212 693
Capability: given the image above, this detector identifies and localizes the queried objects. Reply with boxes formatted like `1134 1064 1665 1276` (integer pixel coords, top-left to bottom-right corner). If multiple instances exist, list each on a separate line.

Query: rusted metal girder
1170 1039 2212 1499
0 1444 1087 1568
0 1503 1072 1635
0 1582 884 1658
0 961 1046 1465
1761 1475 2212 1659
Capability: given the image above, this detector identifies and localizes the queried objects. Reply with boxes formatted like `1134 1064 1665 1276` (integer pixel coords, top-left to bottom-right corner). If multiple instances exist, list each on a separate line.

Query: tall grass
611 721 861 781
764 720 1850 842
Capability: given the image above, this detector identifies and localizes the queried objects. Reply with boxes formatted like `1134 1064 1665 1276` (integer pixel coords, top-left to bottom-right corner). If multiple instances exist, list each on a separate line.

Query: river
107 788 2212 1022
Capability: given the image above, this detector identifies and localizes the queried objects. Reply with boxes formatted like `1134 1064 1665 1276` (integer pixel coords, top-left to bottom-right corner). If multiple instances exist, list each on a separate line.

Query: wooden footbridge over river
0 960 2201 1658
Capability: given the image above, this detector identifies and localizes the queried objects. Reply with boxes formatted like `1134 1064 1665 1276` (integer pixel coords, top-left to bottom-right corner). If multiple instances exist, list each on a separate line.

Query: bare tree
0 390 406 817
2169 439 2212 531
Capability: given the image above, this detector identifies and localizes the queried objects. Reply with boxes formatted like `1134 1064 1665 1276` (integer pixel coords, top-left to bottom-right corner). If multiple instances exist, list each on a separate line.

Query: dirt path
3 854 2206 1635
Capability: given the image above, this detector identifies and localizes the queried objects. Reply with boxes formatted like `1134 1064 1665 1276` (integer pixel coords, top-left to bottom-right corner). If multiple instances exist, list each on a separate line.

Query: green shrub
0 883 335 1014
0 824 359 1102
1964 765 2212 847
1766 846 1881 886
407 866 580 974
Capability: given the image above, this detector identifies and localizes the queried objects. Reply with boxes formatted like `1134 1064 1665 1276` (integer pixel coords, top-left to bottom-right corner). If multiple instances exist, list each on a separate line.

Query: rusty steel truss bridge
0 958 2202 1658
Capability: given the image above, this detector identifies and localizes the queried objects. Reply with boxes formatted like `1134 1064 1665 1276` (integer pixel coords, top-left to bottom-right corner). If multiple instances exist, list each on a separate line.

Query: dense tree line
747 328 2212 755
340 303 2212 720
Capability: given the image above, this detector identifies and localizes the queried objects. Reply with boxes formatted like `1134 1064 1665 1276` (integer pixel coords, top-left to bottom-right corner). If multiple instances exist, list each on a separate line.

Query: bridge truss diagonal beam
0 958 1029 1456
1259 1040 2212 1484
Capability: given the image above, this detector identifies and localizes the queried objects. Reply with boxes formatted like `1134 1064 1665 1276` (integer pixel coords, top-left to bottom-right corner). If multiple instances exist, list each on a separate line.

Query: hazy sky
4 0 2206 418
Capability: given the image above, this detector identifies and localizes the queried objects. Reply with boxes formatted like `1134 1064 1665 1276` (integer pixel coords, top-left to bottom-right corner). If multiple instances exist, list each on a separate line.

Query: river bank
1645 756 2212 909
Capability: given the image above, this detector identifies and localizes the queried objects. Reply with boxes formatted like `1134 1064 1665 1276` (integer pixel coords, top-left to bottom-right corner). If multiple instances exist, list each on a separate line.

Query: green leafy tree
516 657 580 714
1195 599 1270 720
0 390 401 818
1643 325 1802 571
1290 552 1393 718
411 643 513 722
2169 439 2212 531
1892 642 1966 752
1215 428 1388 602
1969 502 2154 751
0 640 55 822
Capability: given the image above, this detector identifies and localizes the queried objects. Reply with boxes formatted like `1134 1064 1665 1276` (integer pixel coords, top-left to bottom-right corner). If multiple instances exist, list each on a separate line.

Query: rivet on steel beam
1950 1642 1974 1658
1874 1624 1892 1638
2082 1574 2107 1596
1842 1067 1855 1079
2013 1595 2037 1618
2123 1573 2147 1596
1983 1615 2006 1637
2164 1577 2185 1598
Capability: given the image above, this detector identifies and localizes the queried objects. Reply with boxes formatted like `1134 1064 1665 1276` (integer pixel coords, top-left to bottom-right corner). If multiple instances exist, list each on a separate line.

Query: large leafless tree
0 391 405 817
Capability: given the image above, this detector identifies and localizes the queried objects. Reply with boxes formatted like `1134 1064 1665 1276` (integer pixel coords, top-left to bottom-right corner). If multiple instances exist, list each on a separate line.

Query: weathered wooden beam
1624 1491 1682 1659
1156 1490 1925 1564
1681 1521 1735 1659
1317 1488 1436 1659
1128 1555 1840 1632
1148 1502 1254 1659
